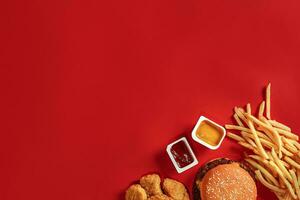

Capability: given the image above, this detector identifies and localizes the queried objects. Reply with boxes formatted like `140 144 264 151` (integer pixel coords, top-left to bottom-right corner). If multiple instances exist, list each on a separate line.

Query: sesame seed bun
193 158 257 200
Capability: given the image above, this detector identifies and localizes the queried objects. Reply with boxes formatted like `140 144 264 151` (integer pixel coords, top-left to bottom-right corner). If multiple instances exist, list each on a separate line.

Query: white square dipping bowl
166 137 198 173
191 116 226 150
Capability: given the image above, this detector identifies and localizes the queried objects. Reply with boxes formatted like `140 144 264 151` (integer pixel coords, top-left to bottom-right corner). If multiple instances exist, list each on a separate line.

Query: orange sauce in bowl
196 120 222 146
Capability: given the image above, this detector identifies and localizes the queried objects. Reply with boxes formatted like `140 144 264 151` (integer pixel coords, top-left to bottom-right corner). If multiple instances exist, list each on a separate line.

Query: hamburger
193 158 257 200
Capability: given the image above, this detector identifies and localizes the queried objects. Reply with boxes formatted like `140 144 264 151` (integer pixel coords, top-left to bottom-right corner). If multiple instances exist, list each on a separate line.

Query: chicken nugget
148 194 173 200
125 184 147 200
140 174 163 196
162 178 189 200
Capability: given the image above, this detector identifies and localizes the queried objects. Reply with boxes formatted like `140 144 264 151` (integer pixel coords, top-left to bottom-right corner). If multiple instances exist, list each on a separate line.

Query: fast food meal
125 173 190 200
125 83 300 200
226 83 300 199
193 158 257 200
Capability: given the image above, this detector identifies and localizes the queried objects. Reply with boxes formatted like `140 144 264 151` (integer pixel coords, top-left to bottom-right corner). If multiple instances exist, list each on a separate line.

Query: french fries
284 157 300 170
227 132 245 142
233 113 244 127
226 83 300 199
282 137 298 153
247 103 251 114
290 170 300 199
266 83 271 119
259 101 265 119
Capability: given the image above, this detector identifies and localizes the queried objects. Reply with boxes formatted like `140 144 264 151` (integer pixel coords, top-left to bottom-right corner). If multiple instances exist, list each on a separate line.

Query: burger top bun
193 158 257 200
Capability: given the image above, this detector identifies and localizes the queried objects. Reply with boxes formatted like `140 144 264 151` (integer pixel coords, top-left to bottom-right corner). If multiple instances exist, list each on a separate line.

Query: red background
1 0 300 199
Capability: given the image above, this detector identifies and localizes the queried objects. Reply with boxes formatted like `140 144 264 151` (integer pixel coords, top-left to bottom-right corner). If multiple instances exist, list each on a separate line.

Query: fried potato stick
241 132 257 147
269 120 291 132
282 137 298 153
258 101 265 119
275 128 299 141
290 170 300 199
247 103 251 114
227 132 245 142
233 113 244 127
284 157 300 170
266 83 271 119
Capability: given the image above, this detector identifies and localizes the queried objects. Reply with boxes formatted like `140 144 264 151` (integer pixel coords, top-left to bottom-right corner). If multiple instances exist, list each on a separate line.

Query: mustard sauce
196 120 222 146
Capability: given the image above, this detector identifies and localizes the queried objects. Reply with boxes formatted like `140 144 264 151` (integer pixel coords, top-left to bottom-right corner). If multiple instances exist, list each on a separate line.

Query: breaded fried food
162 178 189 200
148 194 173 200
125 184 147 200
140 174 163 196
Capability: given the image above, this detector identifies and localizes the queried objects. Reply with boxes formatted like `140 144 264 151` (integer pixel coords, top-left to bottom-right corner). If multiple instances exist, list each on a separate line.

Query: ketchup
170 141 194 168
